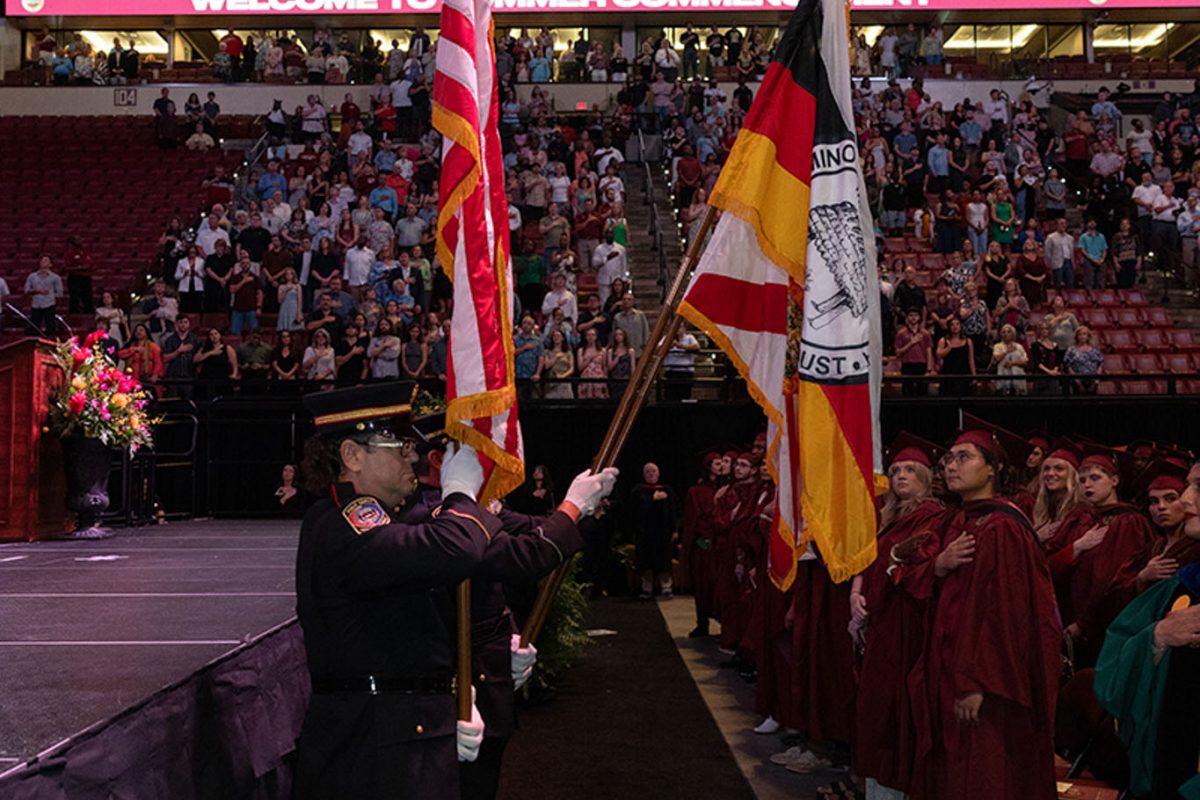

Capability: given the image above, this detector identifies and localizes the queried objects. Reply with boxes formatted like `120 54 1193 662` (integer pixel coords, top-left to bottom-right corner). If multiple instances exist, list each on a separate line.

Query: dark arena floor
0 520 299 774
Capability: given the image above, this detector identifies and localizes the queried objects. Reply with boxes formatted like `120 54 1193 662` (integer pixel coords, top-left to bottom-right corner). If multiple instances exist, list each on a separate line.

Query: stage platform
0 519 299 774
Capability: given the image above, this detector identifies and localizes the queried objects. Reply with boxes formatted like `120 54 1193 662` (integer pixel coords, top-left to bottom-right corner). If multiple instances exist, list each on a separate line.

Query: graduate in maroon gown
908 427 1063 800
680 451 723 638
772 492 862 772
1112 457 1200 603
752 524 797 736
713 453 759 654
740 463 776 688
1049 447 1155 668
1014 432 1051 519
769 547 858 773
850 433 945 797
1030 445 1094 556
729 455 768 662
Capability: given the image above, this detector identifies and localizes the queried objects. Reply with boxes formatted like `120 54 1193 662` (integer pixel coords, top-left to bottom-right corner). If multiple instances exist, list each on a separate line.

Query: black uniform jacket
294 482 500 800
468 508 583 739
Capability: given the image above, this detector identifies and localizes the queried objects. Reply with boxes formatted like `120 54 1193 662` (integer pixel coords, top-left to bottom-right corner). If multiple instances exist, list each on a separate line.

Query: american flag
433 0 524 503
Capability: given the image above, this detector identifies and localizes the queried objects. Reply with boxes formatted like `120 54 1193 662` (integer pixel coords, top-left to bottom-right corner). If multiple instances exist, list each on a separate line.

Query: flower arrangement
48 332 156 453
412 388 446 417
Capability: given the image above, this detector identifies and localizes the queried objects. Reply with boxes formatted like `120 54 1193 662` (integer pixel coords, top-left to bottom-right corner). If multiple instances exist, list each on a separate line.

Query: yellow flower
71 376 87 391
111 394 129 409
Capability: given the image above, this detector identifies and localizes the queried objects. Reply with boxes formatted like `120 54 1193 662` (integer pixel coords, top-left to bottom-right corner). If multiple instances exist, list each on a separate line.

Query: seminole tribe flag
433 0 524 503
678 0 884 586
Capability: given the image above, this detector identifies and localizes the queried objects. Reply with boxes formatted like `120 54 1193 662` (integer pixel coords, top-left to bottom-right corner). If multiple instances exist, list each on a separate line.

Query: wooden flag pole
520 206 720 646
457 580 473 720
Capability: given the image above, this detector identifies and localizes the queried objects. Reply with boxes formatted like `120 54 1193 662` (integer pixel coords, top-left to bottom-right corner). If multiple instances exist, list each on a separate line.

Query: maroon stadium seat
1130 353 1163 373
1102 329 1137 352
1143 307 1172 327
1102 354 1131 374
1136 329 1171 351
1112 308 1144 328
1168 329 1199 350
1064 289 1090 306
1092 289 1119 307
1162 353 1193 373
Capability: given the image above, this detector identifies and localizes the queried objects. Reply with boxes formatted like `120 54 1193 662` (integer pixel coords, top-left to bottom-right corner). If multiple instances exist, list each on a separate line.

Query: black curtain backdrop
175 394 1200 520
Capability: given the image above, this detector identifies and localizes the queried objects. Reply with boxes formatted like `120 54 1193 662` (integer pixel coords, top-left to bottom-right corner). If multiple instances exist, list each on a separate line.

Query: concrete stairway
621 162 683 330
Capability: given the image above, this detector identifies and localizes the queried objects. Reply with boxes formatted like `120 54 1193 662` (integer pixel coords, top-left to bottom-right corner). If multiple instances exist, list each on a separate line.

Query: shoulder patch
342 496 391 535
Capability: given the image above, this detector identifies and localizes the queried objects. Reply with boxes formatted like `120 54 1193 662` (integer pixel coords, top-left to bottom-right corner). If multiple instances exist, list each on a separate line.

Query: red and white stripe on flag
678 216 801 589
433 0 524 503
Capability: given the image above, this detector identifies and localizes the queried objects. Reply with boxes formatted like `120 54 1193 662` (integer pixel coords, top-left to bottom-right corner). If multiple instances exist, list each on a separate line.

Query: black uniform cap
302 382 418 438
410 411 450 454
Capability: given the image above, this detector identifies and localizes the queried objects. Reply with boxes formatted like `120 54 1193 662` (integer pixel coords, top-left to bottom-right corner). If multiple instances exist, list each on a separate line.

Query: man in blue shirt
368 176 399 221
52 50 73 85
1077 218 1109 290
321 276 357 320
513 313 543 386
959 109 982 165
926 132 950 194
893 122 918 167
1091 86 1121 123
695 125 717 164
256 160 287 201
373 140 397 174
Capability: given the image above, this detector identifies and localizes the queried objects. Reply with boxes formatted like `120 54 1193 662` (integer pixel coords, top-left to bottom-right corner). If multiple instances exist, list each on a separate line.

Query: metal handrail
2 301 71 338
635 127 670 302
232 118 270 209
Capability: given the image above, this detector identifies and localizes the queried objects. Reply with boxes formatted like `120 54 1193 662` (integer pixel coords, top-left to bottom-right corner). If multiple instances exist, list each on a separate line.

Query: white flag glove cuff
456 687 484 762
510 633 537 691
441 443 484 502
564 467 619 516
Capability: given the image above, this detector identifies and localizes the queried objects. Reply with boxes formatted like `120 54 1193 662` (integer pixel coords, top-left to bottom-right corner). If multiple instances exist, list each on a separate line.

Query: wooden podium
0 338 68 541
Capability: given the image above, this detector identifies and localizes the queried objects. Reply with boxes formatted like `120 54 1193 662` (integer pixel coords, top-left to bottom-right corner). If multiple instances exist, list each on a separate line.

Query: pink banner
7 0 1196 15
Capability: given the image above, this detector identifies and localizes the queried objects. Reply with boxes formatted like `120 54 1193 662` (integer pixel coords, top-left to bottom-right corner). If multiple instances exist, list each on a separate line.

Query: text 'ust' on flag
433 0 524 503
678 0 884 587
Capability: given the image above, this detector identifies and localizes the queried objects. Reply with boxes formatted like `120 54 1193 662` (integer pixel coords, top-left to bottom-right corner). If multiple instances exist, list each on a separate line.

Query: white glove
511 633 537 690
564 467 619 515
441 443 484 502
456 687 484 763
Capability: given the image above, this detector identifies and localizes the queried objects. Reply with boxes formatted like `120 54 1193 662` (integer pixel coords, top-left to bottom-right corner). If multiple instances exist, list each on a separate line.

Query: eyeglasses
945 450 983 465
357 433 417 455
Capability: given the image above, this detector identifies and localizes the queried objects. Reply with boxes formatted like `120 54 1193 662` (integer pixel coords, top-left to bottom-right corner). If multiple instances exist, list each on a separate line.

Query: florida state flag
433 0 524 502
679 0 884 586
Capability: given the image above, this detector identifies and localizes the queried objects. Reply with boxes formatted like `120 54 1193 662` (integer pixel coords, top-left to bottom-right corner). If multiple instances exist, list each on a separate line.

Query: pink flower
117 378 134 394
83 331 104 349
71 348 88 369
68 393 86 414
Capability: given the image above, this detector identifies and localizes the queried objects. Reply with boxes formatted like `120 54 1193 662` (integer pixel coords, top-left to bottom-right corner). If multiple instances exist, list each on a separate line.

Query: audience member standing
24 256 63 337
631 462 678 599
63 237 95 314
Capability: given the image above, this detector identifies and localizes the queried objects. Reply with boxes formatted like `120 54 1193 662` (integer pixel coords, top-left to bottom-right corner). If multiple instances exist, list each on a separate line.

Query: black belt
311 675 453 695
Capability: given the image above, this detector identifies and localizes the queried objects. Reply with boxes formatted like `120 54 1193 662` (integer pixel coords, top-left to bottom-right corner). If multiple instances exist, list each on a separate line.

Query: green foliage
531 556 590 685
412 389 446 417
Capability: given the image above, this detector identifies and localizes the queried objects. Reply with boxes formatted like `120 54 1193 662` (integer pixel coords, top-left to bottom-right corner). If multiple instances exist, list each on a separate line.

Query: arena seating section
0 115 245 338
878 236 1200 395
2 112 1200 394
